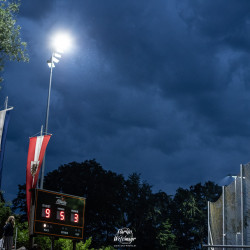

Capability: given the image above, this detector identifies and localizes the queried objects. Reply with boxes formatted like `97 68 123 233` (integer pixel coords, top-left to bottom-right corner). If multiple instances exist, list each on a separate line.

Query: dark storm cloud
3 0 250 198
177 0 250 46
19 0 54 20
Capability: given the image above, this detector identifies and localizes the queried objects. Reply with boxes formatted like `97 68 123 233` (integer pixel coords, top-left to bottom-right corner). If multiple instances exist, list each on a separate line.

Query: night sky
2 0 250 200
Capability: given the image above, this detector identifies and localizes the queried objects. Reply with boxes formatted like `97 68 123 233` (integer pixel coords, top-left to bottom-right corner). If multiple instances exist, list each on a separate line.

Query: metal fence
208 163 250 249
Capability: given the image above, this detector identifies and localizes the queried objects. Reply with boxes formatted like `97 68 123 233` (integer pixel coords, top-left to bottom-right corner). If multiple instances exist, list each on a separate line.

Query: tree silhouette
43 160 126 247
170 181 221 249
12 160 221 249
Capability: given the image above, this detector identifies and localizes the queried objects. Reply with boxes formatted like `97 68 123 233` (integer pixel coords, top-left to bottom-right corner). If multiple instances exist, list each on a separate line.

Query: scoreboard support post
73 240 76 250
51 237 55 249
29 189 36 249
29 235 34 249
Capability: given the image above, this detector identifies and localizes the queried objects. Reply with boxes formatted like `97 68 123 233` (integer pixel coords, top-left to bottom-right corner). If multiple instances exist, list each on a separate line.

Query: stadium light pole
40 33 72 189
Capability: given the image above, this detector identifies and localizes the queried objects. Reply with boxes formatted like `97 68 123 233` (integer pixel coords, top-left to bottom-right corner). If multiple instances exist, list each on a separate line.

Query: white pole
40 125 43 136
3 97 13 112
36 125 44 189
240 164 244 247
15 226 17 249
40 53 53 189
208 201 210 245
4 96 8 109
235 177 237 245
208 201 215 250
222 186 225 250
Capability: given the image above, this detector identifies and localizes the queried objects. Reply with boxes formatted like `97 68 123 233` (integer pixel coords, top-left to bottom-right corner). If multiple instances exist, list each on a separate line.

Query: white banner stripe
0 110 6 151
34 136 44 161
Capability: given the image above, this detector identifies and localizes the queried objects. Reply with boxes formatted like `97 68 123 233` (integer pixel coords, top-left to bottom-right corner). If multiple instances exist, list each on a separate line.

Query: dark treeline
12 159 221 249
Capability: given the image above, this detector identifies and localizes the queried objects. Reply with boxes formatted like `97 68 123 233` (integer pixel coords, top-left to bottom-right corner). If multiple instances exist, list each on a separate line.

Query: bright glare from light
52 33 72 52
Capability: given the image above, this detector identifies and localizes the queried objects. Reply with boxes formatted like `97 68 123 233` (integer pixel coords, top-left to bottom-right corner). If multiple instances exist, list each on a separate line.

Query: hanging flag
0 107 13 189
26 134 51 218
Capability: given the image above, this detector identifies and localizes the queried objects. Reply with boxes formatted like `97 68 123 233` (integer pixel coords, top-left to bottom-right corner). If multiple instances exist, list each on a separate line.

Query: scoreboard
31 189 86 239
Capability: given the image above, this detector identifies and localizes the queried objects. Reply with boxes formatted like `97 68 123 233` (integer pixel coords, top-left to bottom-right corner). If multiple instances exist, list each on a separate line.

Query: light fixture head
54 53 62 58
47 60 55 68
52 56 59 63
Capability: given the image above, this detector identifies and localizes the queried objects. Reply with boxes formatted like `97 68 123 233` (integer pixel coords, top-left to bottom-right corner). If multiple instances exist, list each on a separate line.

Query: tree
43 160 126 248
12 183 27 221
156 220 177 250
188 181 222 248
12 160 221 249
122 173 158 249
0 0 28 82
170 181 221 249
13 161 173 249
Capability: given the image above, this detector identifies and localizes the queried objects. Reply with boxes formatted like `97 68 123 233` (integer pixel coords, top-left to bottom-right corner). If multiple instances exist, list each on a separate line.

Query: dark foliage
0 0 28 83
170 181 221 249
12 184 27 222
12 160 221 249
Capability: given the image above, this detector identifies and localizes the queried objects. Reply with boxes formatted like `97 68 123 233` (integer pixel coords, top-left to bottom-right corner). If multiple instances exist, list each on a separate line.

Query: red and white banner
26 135 51 218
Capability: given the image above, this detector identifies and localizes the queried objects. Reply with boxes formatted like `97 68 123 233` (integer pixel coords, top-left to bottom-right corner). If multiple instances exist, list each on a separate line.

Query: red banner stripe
26 135 51 219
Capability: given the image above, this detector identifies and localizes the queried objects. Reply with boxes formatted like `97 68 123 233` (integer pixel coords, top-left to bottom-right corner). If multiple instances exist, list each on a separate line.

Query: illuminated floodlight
52 33 72 52
54 53 61 58
52 56 59 63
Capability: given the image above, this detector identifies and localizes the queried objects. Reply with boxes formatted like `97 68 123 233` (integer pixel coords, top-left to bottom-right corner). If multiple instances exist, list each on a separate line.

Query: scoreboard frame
30 188 86 240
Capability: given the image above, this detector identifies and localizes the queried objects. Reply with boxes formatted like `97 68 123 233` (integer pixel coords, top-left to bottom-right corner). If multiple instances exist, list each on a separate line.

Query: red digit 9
45 208 51 218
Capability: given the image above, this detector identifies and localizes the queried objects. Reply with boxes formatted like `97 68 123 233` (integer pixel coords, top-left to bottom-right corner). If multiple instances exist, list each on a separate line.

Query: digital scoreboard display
32 189 86 239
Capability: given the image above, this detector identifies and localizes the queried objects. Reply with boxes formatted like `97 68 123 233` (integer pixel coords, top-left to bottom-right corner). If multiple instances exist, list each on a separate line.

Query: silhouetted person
3 215 15 250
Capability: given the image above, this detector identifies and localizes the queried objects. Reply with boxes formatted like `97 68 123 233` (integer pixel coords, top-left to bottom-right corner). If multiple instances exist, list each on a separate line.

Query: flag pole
0 97 13 190
36 125 44 189
3 97 13 112
40 53 53 189
40 125 43 136
4 96 8 110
